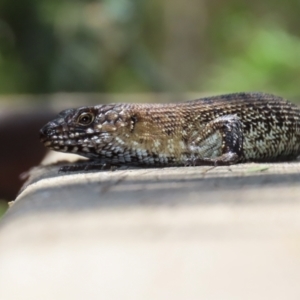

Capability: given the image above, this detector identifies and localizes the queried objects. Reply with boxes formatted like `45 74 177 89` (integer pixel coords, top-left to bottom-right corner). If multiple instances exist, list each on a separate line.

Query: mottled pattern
40 92 300 167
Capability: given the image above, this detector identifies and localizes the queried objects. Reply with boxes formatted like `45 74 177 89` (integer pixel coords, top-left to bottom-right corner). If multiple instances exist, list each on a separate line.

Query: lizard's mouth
39 120 61 144
40 122 52 142
40 124 54 140
39 111 74 145
39 121 69 150
39 121 93 155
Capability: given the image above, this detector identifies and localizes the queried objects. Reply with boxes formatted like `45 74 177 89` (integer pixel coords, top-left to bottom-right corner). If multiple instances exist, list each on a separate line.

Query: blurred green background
1 0 300 97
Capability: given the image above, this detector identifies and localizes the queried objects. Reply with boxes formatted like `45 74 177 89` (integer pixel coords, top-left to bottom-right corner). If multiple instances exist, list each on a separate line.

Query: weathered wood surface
1 152 300 300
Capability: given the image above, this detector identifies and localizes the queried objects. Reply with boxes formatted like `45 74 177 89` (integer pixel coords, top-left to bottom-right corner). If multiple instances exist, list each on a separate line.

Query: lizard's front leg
187 115 244 166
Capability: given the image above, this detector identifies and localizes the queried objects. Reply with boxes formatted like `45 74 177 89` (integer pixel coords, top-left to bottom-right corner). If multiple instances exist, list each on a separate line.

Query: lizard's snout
39 122 57 141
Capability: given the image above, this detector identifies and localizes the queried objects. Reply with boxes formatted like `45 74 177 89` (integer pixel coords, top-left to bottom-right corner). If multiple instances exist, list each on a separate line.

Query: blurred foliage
0 200 8 218
0 0 300 97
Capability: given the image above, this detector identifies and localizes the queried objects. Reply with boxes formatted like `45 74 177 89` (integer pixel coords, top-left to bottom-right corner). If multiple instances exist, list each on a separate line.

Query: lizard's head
40 104 135 160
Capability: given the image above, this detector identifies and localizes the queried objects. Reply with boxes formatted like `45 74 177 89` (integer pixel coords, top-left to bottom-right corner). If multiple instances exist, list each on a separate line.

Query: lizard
39 92 300 172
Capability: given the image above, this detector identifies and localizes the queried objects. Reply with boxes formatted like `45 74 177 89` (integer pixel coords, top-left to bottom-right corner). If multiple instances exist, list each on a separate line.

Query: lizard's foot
190 152 240 166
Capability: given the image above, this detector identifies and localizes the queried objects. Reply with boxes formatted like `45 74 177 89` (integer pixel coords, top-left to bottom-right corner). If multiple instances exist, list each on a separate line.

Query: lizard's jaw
39 120 102 159
40 122 57 142
40 119 75 151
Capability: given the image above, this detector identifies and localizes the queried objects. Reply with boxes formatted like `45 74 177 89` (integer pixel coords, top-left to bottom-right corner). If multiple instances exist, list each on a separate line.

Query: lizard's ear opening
130 115 138 132
77 112 95 126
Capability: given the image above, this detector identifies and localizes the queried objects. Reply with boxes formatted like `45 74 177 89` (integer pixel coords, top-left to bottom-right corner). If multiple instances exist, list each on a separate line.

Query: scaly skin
40 92 300 170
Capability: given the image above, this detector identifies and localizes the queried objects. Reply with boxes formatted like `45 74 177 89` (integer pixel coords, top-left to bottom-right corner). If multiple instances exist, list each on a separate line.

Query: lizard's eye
77 112 94 126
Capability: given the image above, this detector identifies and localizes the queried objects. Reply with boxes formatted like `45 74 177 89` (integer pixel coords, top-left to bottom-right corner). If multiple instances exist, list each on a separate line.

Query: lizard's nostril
40 123 56 139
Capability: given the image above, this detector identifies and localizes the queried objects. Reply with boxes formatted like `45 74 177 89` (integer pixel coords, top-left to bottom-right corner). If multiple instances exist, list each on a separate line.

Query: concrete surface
1 152 300 300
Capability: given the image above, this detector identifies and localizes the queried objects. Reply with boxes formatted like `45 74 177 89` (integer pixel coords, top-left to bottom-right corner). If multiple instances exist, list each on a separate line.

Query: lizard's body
40 92 300 169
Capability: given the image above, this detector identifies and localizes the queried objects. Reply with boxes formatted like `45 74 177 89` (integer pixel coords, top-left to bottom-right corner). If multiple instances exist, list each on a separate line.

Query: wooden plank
1 152 300 300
